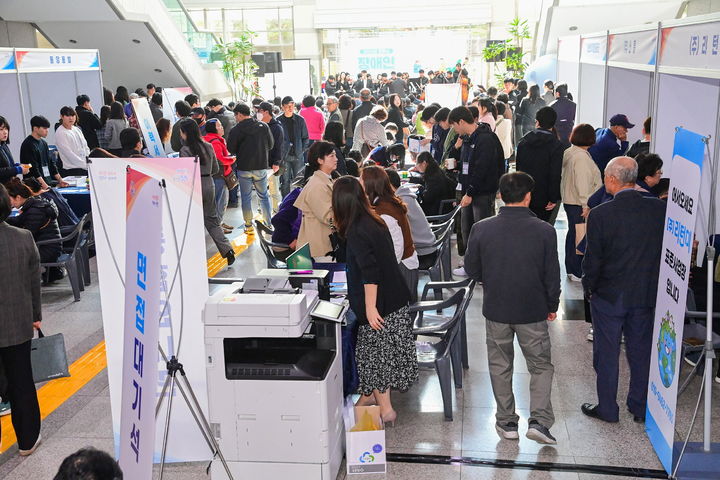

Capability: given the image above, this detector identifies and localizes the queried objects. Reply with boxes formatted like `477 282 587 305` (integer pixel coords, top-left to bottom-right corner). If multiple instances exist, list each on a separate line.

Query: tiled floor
1 206 718 479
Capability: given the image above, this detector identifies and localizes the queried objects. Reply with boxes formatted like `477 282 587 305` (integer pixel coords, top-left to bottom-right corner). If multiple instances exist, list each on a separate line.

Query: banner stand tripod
155 345 234 480
671 136 720 479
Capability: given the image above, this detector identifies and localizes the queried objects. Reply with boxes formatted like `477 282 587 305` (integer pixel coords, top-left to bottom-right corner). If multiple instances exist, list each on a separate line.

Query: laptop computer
286 242 313 269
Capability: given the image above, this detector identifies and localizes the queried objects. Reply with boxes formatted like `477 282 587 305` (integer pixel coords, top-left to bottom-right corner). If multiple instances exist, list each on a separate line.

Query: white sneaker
715 375 720 384
453 266 467 277
586 328 594 342
567 274 582 282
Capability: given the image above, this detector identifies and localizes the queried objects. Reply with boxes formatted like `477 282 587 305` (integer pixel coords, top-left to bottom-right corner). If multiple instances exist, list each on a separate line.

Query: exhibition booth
0 48 103 160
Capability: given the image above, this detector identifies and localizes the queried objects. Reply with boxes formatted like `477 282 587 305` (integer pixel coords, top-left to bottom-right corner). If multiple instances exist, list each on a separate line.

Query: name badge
42 165 50 177
462 161 469 175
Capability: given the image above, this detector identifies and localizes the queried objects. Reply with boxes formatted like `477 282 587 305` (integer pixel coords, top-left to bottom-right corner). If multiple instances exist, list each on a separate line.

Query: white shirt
55 125 90 170
380 213 419 270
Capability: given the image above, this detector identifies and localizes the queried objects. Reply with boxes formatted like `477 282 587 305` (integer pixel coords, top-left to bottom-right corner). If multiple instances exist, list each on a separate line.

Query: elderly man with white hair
580 156 666 424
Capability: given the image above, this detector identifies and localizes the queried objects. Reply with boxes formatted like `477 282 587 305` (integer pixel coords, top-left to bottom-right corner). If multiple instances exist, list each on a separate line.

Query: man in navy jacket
581 156 666 423
588 114 633 175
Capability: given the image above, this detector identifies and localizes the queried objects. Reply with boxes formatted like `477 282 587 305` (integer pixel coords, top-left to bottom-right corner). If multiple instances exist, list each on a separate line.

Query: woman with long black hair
515 84 546 140
332 176 417 424
386 93 409 146
0 116 30 183
178 119 235 265
104 102 128 156
322 121 348 175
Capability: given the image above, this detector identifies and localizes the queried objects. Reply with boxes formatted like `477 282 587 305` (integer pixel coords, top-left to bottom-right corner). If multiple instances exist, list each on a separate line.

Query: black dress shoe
628 408 645 423
225 250 236 266
581 403 619 423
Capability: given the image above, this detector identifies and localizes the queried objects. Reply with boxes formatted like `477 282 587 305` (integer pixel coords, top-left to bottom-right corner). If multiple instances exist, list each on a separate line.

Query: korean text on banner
89 156 209 464
119 169 163 477
132 98 166 158
645 128 705 473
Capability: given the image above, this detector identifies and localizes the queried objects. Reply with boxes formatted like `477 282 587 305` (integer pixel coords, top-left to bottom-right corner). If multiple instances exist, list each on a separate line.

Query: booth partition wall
604 26 658 146
556 35 581 100
576 32 609 129
0 48 103 160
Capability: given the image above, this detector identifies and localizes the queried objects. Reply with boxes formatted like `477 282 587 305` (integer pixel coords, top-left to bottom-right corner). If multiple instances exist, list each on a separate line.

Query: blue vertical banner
646 128 705 473
132 98 166 158
119 168 162 477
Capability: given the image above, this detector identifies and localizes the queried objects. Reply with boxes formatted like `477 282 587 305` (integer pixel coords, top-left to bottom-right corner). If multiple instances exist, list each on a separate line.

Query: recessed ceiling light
154 68 162 73
69 39 77 44
569 26 578 31
132 39 141 44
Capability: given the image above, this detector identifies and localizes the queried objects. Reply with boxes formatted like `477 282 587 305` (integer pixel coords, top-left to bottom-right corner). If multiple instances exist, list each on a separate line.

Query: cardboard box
344 404 386 475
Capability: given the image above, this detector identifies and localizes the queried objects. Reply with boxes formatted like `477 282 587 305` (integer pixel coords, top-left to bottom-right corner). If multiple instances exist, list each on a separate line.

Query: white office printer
203 275 346 480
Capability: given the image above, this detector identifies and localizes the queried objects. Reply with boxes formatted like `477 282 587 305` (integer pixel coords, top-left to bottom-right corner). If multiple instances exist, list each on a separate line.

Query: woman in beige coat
561 123 603 280
294 141 338 258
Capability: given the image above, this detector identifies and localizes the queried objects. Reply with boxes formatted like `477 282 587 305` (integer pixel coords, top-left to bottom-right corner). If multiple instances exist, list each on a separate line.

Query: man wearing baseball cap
588 114 634 175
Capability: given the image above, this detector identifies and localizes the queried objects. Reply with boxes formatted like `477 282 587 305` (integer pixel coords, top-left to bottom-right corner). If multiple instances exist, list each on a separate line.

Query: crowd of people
0 62 719 471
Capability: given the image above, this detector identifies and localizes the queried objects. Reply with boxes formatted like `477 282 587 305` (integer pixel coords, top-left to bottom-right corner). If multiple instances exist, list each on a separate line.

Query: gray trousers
460 193 496 250
202 176 233 257
485 319 555 428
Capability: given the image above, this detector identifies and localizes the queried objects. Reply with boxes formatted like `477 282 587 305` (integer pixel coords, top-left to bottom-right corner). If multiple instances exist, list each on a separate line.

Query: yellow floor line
0 229 256 454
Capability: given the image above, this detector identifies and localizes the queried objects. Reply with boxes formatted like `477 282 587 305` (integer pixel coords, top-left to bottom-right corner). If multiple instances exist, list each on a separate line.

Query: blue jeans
238 169 272 227
281 155 305 197
213 177 228 221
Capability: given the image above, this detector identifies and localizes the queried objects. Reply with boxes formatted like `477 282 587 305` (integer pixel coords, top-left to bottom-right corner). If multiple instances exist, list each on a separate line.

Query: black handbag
31 329 70 383
223 170 239 190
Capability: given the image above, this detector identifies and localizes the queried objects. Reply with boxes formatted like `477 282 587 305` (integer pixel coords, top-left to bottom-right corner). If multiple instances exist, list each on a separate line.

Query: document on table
408 137 431 154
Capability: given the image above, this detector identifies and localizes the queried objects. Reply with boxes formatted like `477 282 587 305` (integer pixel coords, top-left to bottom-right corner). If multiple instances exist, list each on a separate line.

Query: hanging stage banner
424 83 462 108
89 156 210 464
132 98 166 158
646 128 706 473
119 169 162 477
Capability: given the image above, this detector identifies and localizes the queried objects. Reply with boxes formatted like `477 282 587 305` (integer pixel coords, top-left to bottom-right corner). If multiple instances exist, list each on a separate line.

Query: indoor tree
482 17 532 87
214 30 259 101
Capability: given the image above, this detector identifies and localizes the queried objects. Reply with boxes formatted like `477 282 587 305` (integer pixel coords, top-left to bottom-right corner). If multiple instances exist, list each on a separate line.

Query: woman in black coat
0 183 42 456
5 178 63 280
414 152 457 216
0 116 30 183
332 176 418 425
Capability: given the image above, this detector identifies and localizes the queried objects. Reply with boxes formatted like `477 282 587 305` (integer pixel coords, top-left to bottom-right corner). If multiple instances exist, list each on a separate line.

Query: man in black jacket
75 95 102 149
352 70 374 94
515 107 564 223
227 103 274 231
447 106 505 275
548 83 576 147
258 101 284 213
581 156 665 424
277 96 309 197
465 172 560 445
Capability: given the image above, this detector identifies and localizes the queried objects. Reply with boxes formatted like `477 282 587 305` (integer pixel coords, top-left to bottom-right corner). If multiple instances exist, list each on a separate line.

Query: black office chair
253 220 289 269
38 214 88 301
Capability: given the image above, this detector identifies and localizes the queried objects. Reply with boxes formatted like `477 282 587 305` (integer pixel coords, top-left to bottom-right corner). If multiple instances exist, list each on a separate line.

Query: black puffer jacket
7 196 62 259
226 118 274 171
515 130 564 216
